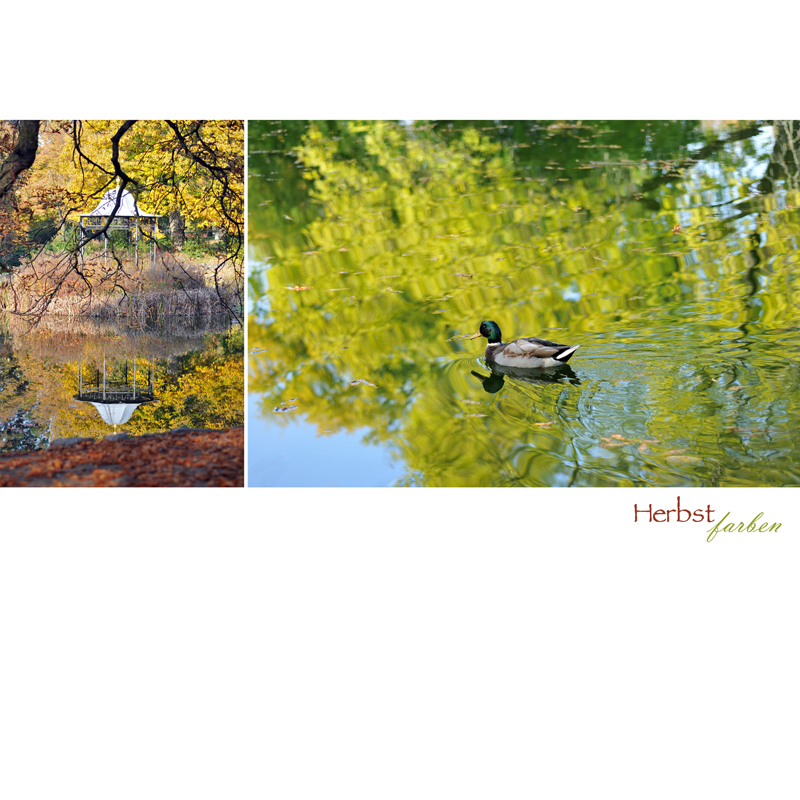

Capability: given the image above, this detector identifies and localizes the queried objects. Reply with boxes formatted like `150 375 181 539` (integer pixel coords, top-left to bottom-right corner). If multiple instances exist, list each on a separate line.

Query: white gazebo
74 352 158 427
77 187 160 267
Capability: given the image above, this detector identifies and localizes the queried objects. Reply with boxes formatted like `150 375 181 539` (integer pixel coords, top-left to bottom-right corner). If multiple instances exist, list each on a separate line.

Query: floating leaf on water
303 251 318 255
287 285 312 291
533 422 555 428
662 449 686 456
454 273 475 277
727 385 744 392
250 348 268 354
431 310 444 314
327 288 347 291
339 247 349 251
638 442 648 453
465 414 488 418
274 405 298 412
378 275 400 279
283 215 294 220
666 455 701 464
611 434 630 441
350 379 377 388
462 400 482 405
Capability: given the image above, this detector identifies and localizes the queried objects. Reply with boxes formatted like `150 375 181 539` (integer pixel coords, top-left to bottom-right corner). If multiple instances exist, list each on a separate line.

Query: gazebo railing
74 388 155 403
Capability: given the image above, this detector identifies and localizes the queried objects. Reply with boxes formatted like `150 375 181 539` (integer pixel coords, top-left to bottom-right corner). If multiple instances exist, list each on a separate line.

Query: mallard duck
469 320 579 368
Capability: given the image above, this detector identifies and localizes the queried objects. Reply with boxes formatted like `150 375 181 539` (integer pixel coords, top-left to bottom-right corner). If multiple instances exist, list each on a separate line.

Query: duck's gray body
485 337 580 369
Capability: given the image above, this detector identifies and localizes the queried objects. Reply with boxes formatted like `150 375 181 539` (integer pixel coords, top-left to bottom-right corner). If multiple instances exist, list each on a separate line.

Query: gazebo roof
79 188 159 218
88 400 150 425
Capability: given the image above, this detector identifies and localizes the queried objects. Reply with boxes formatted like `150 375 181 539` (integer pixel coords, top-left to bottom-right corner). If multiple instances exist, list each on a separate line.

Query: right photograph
248 120 800 487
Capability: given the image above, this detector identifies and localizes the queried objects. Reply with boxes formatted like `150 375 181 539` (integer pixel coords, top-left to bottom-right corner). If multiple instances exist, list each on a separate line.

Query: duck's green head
469 320 502 344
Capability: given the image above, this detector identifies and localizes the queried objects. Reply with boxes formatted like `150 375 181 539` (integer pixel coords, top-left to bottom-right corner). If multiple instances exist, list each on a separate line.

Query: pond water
248 121 800 487
0 316 243 452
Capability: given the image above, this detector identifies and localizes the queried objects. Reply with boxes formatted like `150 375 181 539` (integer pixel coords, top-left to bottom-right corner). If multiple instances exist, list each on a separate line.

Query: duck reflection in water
471 362 580 393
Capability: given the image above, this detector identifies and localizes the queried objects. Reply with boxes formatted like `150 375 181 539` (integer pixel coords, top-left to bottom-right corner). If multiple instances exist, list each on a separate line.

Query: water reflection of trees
1 324 243 451
249 121 800 485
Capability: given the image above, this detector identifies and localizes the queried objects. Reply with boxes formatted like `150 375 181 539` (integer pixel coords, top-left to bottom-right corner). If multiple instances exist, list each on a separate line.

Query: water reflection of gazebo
77 187 160 268
74 353 158 426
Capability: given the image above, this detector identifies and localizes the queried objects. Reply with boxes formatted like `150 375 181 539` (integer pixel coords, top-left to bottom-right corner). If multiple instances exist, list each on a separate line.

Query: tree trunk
0 121 40 270
0 121 40 200
169 208 185 249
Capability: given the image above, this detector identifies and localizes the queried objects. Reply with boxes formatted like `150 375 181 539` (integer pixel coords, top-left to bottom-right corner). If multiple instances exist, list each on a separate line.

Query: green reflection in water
248 120 800 487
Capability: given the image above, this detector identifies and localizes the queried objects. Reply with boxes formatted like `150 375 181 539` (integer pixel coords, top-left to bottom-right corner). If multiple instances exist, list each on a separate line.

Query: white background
2 6 799 798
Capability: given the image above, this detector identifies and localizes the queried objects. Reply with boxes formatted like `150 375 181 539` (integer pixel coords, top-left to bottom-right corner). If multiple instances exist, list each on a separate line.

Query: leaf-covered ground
0 426 243 487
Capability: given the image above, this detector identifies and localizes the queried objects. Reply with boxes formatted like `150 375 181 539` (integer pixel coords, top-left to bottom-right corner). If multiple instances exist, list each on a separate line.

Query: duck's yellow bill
469 332 482 339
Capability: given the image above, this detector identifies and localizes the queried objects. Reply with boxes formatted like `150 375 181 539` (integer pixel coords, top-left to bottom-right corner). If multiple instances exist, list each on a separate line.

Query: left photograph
0 120 244 486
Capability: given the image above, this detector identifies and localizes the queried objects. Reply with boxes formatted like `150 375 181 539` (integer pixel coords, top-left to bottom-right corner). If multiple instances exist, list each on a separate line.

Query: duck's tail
555 345 580 363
